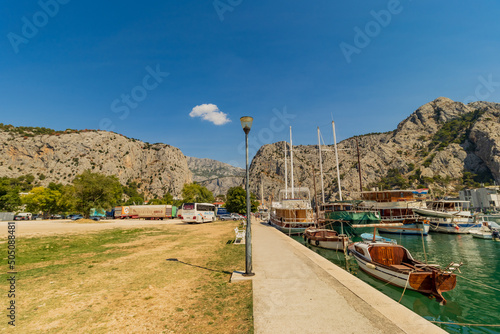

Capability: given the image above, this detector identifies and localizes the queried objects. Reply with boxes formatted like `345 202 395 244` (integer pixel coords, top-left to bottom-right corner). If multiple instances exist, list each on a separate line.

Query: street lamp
240 116 255 277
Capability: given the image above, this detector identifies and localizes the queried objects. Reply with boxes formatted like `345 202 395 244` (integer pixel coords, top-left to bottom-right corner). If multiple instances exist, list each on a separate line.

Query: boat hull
429 222 479 234
378 223 430 236
348 243 457 303
304 228 349 251
269 216 315 234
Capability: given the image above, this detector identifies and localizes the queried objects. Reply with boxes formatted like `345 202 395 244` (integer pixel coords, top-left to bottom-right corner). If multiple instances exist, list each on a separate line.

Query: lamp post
240 116 255 277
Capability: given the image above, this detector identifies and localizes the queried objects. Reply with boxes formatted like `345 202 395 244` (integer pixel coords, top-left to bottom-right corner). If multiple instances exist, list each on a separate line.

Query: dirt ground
0 219 252 333
0 219 183 238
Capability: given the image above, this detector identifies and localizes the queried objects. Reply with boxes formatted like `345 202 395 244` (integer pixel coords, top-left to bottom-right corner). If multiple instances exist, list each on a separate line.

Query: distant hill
249 97 500 202
186 157 245 196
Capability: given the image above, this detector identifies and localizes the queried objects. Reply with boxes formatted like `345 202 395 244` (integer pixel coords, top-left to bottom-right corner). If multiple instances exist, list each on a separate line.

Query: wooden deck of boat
249 220 447 334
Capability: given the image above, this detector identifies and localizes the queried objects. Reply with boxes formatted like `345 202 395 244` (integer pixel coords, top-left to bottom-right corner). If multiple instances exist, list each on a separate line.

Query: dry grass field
0 220 253 333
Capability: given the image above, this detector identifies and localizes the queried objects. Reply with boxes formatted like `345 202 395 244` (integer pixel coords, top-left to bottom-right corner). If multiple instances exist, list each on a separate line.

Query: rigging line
429 321 500 327
455 274 500 292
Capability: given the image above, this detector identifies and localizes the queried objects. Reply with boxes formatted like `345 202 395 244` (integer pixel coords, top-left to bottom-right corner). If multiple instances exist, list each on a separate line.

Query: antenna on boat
290 126 295 199
332 121 343 201
317 127 325 203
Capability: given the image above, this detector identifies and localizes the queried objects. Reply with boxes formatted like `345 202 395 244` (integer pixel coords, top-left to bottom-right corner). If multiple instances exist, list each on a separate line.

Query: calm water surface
291 232 500 333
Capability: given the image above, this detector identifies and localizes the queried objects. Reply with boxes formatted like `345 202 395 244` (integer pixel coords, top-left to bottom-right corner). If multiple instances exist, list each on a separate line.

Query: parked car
219 214 238 221
71 214 84 221
230 213 245 220
89 216 101 221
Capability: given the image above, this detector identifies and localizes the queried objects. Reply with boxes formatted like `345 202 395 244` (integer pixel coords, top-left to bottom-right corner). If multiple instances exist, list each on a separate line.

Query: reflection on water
291 233 500 334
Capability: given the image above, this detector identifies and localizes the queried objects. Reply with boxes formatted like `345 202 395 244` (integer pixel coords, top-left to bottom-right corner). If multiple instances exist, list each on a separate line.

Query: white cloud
189 104 231 125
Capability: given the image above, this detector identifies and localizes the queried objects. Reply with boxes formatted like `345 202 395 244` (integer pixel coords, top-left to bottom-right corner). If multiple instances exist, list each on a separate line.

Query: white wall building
460 186 500 211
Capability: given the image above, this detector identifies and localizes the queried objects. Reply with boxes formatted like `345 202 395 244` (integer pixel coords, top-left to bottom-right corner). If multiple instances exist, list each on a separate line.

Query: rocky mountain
186 157 244 196
0 127 192 197
249 97 500 202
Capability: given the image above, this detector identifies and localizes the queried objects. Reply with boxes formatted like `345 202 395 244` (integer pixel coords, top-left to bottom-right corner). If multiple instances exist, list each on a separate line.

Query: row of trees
0 170 260 217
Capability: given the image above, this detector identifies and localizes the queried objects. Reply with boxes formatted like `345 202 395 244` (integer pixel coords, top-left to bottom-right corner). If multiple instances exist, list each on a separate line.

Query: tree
73 171 122 217
22 187 61 216
181 183 214 203
225 187 259 214
0 179 21 211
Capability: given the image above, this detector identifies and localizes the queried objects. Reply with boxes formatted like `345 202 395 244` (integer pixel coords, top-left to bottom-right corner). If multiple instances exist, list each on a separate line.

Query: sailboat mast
317 127 325 203
284 141 288 199
356 138 363 192
332 121 343 201
290 126 295 199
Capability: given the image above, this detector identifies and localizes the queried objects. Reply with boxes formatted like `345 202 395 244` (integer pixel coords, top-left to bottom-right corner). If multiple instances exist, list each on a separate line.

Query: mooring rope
455 274 500 292
430 321 500 327
398 270 412 303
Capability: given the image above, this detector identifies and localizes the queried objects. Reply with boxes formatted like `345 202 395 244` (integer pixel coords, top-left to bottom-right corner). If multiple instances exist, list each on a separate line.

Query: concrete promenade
251 221 447 334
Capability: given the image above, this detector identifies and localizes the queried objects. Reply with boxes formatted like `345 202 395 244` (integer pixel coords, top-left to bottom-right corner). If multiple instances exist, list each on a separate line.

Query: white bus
179 203 216 223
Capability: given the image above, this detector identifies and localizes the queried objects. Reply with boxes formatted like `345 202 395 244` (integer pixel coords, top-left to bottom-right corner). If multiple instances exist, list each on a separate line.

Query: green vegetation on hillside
0 123 84 137
428 108 486 151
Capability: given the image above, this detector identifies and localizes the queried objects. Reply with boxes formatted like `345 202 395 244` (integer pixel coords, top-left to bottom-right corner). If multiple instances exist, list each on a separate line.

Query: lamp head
240 116 253 134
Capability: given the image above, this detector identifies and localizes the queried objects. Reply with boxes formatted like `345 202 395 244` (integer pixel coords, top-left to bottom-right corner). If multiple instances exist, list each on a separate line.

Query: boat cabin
355 243 414 267
360 190 417 203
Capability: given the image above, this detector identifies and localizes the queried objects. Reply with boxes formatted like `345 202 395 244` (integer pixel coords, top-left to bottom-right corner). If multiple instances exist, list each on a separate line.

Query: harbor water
292 232 500 333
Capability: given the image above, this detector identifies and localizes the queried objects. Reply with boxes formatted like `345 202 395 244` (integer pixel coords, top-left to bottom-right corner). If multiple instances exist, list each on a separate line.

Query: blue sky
2 1 500 168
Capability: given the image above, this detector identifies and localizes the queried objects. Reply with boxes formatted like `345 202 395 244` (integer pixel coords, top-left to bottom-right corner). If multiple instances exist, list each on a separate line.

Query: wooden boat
358 190 430 236
348 241 459 304
303 227 350 251
270 188 316 234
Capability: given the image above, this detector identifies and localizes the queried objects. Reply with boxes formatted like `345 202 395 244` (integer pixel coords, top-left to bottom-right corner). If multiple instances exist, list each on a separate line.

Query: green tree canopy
181 183 214 203
22 186 61 216
0 178 21 211
225 187 259 214
73 171 122 217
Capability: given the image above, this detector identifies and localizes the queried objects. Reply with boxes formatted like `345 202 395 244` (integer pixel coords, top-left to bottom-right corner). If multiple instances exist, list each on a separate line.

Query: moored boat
303 227 350 251
470 221 500 239
270 188 316 234
348 241 459 304
414 200 479 234
357 190 430 236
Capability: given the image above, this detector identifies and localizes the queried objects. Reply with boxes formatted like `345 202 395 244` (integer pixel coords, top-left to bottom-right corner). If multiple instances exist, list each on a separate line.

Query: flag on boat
412 188 429 194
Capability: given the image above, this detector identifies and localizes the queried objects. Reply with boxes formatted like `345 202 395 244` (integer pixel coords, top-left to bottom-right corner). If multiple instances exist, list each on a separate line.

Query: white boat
348 241 459 304
470 221 500 239
303 227 350 251
414 200 480 234
358 190 430 235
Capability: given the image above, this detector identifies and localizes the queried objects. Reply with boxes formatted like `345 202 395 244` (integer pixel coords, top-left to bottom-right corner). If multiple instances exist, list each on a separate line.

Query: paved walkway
251 221 447 334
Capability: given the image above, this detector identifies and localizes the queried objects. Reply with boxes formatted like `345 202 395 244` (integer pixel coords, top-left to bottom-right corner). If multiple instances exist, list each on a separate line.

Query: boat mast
260 172 264 207
332 121 343 201
317 127 325 203
290 126 295 199
284 141 288 199
356 137 363 192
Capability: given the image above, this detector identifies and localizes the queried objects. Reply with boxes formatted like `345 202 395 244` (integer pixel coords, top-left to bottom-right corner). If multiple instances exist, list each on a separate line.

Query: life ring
315 240 320 246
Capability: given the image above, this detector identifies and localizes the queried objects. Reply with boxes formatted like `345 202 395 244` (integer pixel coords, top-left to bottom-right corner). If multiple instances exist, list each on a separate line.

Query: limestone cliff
186 157 244 196
249 97 500 201
0 129 191 197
